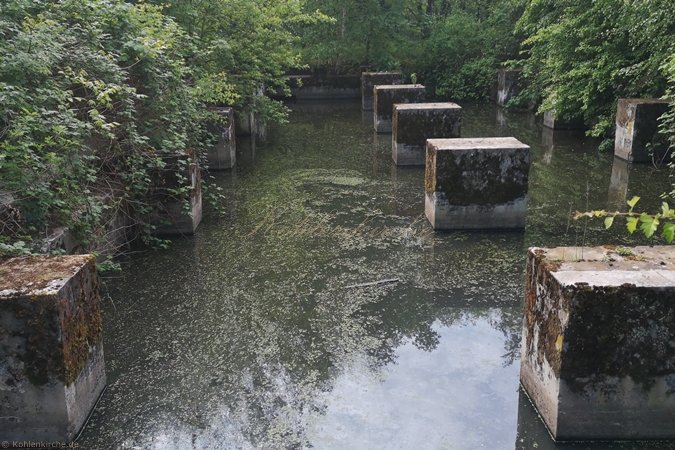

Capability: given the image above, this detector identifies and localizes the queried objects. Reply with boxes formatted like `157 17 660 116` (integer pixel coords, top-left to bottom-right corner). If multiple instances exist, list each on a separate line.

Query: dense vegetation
1 0 675 257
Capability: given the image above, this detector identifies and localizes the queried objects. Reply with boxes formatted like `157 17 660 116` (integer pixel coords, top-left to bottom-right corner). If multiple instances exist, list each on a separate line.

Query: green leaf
662 202 670 217
626 217 639 234
639 215 659 239
663 223 675 244
604 216 614 229
627 196 640 211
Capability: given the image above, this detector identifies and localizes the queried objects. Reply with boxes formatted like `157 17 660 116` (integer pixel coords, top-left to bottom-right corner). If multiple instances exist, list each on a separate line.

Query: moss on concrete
425 145 529 205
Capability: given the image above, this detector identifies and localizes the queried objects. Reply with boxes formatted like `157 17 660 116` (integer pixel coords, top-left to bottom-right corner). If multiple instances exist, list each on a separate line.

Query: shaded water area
80 100 675 449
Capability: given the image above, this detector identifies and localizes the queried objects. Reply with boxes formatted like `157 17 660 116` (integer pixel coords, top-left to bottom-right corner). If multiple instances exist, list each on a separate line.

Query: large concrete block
152 148 203 236
424 137 530 230
0 255 105 441
542 110 584 130
615 98 671 163
206 107 236 170
496 68 522 107
361 72 402 110
373 85 426 133
392 102 461 166
521 246 675 440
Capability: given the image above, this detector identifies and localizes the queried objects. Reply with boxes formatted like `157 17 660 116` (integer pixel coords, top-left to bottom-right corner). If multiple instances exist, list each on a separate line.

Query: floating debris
344 278 400 289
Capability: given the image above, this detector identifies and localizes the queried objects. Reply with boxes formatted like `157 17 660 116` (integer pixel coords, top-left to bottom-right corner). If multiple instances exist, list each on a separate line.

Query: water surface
79 100 674 449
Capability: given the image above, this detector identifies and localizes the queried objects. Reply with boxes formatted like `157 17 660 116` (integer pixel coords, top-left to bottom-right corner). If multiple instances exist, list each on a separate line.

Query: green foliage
420 2 522 101
0 0 208 255
515 0 674 139
576 197 675 244
298 0 522 101
156 0 324 125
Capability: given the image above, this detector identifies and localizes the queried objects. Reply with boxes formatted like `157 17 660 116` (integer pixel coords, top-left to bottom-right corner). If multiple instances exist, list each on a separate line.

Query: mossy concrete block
424 137 530 230
392 102 461 166
152 148 202 236
206 107 236 170
361 72 402 110
496 68 522 107
542 110 585 130
521 246 675 440
615 98 672 163
373 84 426 133
0 255 105 441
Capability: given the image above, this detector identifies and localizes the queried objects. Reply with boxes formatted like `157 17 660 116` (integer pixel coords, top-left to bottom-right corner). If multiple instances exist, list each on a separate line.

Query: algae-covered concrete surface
521 246 675 440
77 101 675 449
0 255 106 441
392 102 461 166
425 137 530 229
373 85 426 133
361 72 402 110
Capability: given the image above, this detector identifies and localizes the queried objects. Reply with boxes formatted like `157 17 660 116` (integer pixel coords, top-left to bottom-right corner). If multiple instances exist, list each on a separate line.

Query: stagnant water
80 100 675 449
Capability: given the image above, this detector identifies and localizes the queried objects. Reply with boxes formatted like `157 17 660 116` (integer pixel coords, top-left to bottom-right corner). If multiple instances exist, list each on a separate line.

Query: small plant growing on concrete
616 247 634 256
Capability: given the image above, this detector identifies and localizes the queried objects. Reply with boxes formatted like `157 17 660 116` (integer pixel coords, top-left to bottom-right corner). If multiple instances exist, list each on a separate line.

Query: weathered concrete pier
615 98 671 163
521 246 675 440
0 255 106 441
424 137 530 230
153 148 203 235
206 107 236 170
496 68 522 107
361 72 402 111
392 102 461 166
373 84 426 133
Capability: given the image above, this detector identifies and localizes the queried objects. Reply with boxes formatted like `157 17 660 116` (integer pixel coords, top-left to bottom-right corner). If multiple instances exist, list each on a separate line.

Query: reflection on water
79 100 674 449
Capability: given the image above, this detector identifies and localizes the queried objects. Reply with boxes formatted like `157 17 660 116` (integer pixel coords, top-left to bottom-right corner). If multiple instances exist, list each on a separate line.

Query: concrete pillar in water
373 85 426 134
496 68 522 107
542 110 584 130
361 72 402 111
0 255 105 441
392 102 461 166
615 98 671 163
424 137 530 230
521 246 675 440
206 107 236 170
153 148 203 235
235 109 256 137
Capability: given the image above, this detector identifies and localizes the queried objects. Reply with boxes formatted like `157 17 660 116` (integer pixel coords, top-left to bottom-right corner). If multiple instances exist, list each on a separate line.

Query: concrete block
424 137 530 230
152 148 202 236
0 255 105 441
392 102 461 166
496 68 522 107
615 98 672 163
361 72 402 110
206 107 236 170
521 246 675 440
542 110 585 130
373 84 425 133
